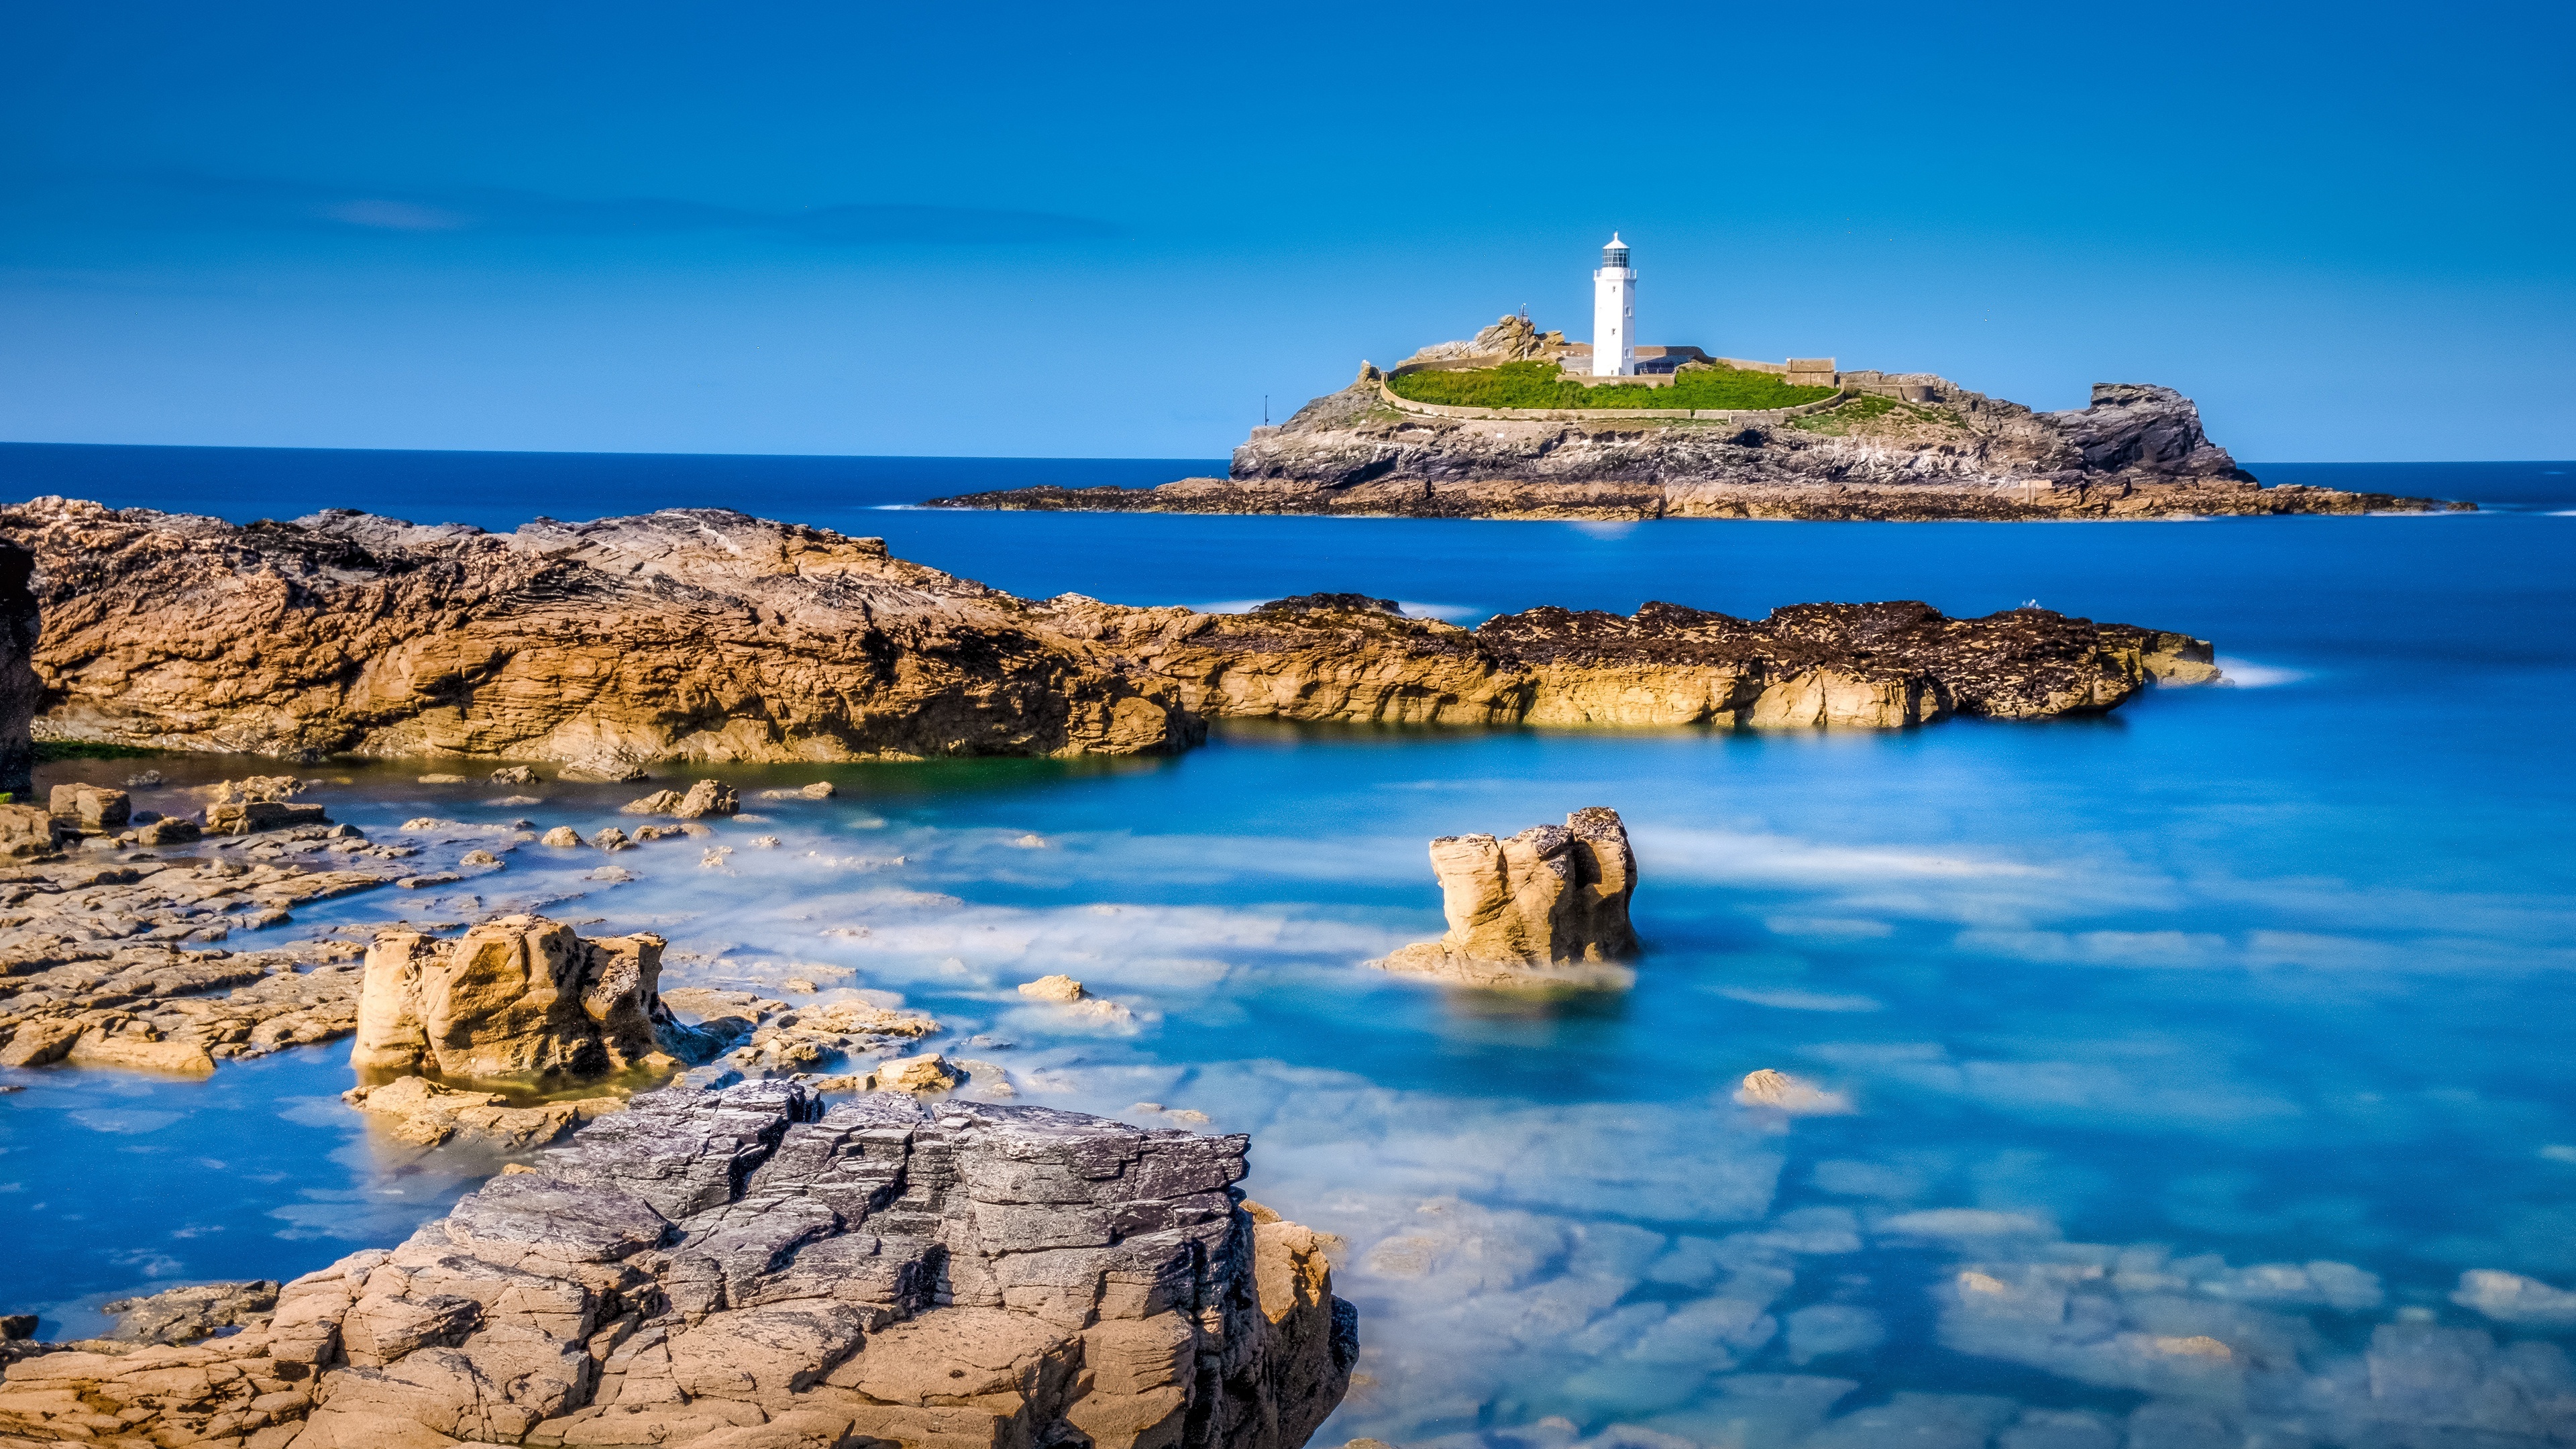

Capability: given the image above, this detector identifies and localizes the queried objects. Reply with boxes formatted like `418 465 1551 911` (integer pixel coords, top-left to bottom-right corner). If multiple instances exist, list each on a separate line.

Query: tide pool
2 448 2572 1444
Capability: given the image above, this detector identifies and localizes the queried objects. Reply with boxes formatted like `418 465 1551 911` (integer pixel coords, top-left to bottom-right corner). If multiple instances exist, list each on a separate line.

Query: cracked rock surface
0 1079 1358 1449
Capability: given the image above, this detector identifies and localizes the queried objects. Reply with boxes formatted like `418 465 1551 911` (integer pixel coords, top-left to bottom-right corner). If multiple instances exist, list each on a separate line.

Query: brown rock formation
352 915 722 1080
0 1080 1359 1449
928 379 2472 521
1 499 2222 769
1044 594 2219 730
1 498 1201 773
1381 807 1640 987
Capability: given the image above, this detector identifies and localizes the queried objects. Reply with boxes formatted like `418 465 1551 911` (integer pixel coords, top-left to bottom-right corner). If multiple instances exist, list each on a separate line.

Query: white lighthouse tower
1591 233 1635 377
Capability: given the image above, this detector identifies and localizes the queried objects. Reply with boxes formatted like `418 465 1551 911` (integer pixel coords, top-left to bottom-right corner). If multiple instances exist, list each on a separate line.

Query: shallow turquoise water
3 450 2573 1443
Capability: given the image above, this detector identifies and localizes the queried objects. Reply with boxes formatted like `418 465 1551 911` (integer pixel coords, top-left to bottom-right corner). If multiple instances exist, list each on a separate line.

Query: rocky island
3 499 2220 773
926 316 2470 521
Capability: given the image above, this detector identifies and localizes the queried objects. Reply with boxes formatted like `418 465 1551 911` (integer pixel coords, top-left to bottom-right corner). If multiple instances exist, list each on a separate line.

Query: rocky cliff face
0 1079 1357 1449
0 499 1200 772
928 378 2470 521
1381 807 1640 988
1 499 2219 767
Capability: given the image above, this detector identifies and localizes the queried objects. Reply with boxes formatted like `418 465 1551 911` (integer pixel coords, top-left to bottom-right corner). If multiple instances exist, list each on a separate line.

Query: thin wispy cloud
8 170 1123 246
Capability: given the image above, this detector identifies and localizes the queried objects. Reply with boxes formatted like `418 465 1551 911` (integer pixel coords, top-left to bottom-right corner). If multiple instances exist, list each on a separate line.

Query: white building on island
1591 233 1635 377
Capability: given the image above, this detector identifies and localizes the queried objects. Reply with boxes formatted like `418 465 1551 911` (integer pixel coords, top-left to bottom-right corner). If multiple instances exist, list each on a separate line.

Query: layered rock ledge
926 379 2472 521
3 499 2218 768
0 1079 1358 1449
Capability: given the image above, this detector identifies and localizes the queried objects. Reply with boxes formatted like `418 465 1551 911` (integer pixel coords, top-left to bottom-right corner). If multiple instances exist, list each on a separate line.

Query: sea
3 442 2574 1447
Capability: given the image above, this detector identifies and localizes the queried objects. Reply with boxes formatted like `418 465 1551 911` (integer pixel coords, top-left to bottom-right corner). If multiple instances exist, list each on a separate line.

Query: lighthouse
1591 233 1635 377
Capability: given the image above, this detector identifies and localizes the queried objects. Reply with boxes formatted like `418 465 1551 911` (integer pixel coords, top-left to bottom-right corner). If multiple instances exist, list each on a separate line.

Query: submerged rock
350 914 724 1079
1380 807 1639 987
343 1073 625 1150
0 1081 1359 1449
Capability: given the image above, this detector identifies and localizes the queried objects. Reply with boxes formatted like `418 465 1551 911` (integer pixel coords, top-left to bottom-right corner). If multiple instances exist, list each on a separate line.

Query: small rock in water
753 835 781 849
783 977 817 993
539 825 583 847
622 778 739 818
123 769 164 789
1735 1068 1854 1115
700 846 734 869
588 865 635 883
488 765 539 785
489 794 543 806
1018 973 1086 1002
593 826 631 851
1010 833 1047 849
415 773 469 784
758 781 837 800
872 1053 959 1093
460 849 502 868
396 873 464 890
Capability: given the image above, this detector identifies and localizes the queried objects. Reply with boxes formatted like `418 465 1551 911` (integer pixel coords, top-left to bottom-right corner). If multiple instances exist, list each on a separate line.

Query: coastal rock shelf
927 379 2471 521
0 1079 1359 1449
2 500 2221 769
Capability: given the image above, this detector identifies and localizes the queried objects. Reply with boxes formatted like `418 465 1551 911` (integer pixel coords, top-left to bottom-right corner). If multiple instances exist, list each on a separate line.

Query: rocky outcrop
352 915 723 1080
1 500 2222 767
1400 315 1569 366
1 500 1201 772
1043 594 2222 729
0 1080 1358 1449
928 378 2472 521
1380 808 1639 987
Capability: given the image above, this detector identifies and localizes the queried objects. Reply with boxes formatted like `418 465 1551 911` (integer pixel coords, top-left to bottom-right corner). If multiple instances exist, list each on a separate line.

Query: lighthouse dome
1601 233 1630 267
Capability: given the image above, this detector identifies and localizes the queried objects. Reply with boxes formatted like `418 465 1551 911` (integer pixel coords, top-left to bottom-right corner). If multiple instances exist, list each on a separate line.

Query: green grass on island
1386 360 1839 411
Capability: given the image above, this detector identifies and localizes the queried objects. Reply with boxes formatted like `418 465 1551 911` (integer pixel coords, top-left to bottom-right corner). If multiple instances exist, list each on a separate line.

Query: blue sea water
3 443 2574 1444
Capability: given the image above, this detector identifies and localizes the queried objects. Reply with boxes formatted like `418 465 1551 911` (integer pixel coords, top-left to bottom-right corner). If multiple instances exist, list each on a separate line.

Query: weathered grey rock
352 914 723 1079
1380 807 1639 987
0 1082 1360 1449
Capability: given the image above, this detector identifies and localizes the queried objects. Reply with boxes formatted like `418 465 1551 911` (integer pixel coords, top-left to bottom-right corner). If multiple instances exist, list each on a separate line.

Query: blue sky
2 1 2568 461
